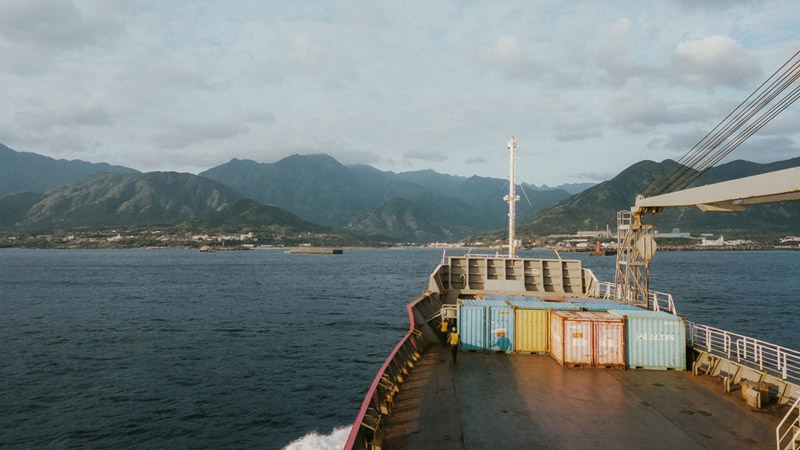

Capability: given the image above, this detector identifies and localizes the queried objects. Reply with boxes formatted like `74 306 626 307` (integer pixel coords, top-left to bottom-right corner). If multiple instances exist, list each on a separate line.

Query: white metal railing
462 251 510 259
687 321 800 383
776 395 800 450
649 290 677 315
584 269 600 297
599 281 615 300
597 281 677 315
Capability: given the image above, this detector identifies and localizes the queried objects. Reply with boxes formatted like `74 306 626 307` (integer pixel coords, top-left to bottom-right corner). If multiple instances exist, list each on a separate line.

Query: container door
625 316 686 370
458 305 484 351
594 320 625 368
487 307 514 353
515 309 548 353
563 320 593 365
550 312 564 364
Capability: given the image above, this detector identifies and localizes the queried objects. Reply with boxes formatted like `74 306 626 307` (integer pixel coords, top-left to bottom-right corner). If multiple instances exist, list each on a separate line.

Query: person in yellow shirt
446 327 460 364
440 319 449 346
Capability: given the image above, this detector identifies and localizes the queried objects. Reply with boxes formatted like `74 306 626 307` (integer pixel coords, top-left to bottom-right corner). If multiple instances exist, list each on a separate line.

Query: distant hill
380 169 573 224
0 143 138 195
14 172 243 230
0 172 320 234
0 192 46 227
517 157 800 237
346 197 487 243
200 154 572 241
0 170 367 246
384 168 594 196
533 182 596 195
202 199 323 232
200 154 415 226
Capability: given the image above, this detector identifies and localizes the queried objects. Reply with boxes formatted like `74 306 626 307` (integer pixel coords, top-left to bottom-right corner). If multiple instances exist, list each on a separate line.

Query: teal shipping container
458 300 485 351
458 300 515 353
485 300 514 353
481 295 542 302
570 301 642 312
608 310 686 371
507 299 581 311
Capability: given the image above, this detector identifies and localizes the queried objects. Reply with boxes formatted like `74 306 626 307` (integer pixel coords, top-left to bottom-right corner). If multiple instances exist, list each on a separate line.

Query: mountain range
0 171 323 234
199 155 572 240
516 157 800 238
2 142 798 242
0 143 137 194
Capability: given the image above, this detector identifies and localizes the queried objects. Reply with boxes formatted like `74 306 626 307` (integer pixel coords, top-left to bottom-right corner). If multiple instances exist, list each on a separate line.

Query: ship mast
504 137 520 258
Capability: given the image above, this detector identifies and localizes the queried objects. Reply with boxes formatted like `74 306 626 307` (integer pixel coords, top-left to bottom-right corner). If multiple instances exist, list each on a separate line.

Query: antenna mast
504 137 520 258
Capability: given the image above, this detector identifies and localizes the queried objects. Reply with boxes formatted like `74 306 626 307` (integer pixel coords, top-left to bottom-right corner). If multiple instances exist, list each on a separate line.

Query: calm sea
1 248 798 449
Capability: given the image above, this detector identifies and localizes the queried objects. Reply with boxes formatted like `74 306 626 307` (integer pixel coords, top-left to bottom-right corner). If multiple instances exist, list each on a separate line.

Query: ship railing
344 296 426 450
649 290 677 315
598 281 677 315
584 269 600 298
776 395 800 450
462 252 511 258
687 321 800 385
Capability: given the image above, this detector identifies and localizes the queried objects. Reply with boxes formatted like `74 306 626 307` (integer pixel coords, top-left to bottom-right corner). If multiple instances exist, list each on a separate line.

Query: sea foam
282 426 350 450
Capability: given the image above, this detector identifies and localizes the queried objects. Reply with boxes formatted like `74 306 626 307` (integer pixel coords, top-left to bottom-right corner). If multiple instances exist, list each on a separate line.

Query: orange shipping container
550 311 624 368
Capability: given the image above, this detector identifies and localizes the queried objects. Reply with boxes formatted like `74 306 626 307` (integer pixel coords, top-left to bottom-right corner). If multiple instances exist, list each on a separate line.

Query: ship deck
383 347 786 449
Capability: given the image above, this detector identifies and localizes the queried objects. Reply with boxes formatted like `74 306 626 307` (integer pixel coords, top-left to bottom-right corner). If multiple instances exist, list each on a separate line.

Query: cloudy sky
1 0 799 185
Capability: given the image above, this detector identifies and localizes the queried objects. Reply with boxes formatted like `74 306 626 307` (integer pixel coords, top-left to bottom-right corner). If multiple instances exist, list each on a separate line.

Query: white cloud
732 136 799 162
0 0 122 73
0 1 797 186
15 104 113 131
670 36 762 88
575 171 616 182
155 122 252 150
337 0 390 27
402 149 448 163
0 0 100 49
606 80 715 128
477 36 547 81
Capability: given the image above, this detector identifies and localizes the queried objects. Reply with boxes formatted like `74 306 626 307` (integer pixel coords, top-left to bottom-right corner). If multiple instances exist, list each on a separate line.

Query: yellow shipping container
514 309 549 353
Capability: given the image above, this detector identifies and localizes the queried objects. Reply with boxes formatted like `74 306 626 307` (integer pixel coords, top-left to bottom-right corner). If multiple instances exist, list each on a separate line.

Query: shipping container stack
455 296 687 372
508 299 579 355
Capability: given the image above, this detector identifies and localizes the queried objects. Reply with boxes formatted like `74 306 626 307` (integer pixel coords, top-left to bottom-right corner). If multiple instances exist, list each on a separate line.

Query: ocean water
1 248 798 449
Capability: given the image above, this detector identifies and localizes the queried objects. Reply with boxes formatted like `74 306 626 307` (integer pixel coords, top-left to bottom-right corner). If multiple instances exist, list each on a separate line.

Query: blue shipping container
608 310 686 371
458 300 485 351
458 300 515 353
482 295 542 302
507 299 581 311
486 303 515 353
570 301 642 312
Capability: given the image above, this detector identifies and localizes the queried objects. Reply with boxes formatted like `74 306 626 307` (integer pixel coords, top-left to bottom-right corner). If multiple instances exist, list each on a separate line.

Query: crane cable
644 49 800 197
646 50 800 196
661 62 800 193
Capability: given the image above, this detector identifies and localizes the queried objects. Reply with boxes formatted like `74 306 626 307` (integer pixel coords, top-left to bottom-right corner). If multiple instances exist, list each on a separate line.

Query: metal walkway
383 348 785 449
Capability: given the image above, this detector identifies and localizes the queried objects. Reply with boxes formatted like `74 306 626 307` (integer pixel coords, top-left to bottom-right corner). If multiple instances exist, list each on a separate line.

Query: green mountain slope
518 157 800 237
15 172 243 230
202 199 323 232
200 154 572 240
200 154 438 227
0 192 47 227
377 169 572 224
346 197 487 243
0 143 138 194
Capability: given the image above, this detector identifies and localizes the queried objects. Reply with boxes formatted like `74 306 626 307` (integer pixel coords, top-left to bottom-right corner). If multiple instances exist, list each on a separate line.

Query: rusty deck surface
383 347 786 450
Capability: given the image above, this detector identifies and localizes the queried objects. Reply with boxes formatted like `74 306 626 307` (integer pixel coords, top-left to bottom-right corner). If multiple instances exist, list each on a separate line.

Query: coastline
1 243 798 251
